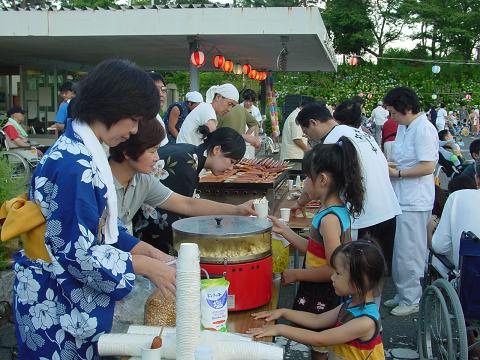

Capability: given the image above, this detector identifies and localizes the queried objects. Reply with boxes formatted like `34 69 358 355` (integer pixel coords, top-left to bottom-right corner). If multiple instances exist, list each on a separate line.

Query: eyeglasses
159 86 168 94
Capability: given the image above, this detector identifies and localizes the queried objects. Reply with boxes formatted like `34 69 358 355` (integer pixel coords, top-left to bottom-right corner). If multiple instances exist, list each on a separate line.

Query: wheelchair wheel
418 284 454 359
1 151 30 181
433 279 468 360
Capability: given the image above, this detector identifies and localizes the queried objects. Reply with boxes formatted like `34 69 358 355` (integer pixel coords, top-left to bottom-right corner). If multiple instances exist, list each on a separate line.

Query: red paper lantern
242 63 252 75
348 56 359 66
212 55 225 69
261 72 268 80
249 69 257 79
222 60 233 73
190 50 206 68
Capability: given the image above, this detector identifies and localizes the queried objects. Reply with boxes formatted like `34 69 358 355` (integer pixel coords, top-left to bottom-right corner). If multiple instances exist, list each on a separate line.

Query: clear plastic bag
112 275 154 332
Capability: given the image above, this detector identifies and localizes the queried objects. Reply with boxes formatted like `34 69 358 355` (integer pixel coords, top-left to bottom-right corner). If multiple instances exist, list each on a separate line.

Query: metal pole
53 66 58 111
188 39 200 92
7 74 13 109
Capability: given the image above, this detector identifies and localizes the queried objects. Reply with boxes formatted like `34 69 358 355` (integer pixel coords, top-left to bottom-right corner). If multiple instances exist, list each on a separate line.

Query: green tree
366 0 408 58
322 0 375 55
404 0 480 60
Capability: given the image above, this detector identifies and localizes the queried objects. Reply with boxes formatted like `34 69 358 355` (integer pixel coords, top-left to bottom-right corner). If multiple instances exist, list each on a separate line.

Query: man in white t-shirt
383 87 439 316
431 186 480 278
176 84 239 146
295 102 401 272
370 101 389 145
436 103 448 131
280 101 311 161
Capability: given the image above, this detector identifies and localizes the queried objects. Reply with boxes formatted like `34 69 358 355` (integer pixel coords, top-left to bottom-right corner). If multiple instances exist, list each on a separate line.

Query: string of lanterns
191 51 268 81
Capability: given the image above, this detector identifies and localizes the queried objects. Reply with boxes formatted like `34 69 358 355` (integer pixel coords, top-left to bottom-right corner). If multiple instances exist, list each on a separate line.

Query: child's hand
268 215 289 236
281 269 297 284
251 309 284 321
247 324 282 339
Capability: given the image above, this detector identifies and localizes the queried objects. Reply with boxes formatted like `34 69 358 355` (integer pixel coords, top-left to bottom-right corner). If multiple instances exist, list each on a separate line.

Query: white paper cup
141 346 162 360
177 243 200 271
280 208 291 222
98 334 156 356
254 201 269 218
287 179 294 190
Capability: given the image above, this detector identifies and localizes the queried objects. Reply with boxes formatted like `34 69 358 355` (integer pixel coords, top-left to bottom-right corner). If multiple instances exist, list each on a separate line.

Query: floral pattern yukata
13 124 138 360
133 143 206 253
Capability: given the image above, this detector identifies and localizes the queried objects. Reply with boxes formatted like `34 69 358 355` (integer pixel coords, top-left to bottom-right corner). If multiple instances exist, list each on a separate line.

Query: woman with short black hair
124 126 251 252
13 59 176 360
383 86 439 316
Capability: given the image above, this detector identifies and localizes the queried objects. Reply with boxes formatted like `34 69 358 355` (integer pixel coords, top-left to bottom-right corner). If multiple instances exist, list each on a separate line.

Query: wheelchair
0 129 40 181
418 231 480 360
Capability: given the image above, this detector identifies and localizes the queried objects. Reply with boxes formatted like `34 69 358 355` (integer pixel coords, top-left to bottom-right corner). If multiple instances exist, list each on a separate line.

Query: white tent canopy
0 6 336 72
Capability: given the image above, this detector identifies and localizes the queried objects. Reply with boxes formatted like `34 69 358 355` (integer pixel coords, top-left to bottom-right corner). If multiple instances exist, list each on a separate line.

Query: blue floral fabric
13 124 138 360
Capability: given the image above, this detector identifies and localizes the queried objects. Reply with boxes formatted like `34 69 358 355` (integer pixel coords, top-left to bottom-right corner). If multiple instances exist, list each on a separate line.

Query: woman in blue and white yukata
13 59 176 360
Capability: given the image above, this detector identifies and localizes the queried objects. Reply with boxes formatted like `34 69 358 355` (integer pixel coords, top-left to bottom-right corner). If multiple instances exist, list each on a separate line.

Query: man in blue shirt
52 82 75 132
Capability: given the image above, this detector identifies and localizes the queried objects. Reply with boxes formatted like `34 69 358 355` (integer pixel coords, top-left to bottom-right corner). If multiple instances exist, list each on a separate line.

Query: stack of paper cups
176 243 201 360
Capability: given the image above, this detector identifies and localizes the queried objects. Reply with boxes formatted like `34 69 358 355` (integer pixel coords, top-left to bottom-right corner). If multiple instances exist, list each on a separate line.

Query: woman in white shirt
383 87 439 317
176 84 239 146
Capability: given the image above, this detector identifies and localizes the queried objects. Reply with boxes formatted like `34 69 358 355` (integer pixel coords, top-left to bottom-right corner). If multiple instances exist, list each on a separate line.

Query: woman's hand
251 309 284 322
268 215 289 236
132 241 175 263
281 269 297 284
388 166 399 178
148 261 176 299
236 200 257 216
247 324 283 339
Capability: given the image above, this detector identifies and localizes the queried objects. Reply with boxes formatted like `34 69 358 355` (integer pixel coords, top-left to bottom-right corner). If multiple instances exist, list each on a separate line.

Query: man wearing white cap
176 84 239 146
163 91 203 143
370 101 389 145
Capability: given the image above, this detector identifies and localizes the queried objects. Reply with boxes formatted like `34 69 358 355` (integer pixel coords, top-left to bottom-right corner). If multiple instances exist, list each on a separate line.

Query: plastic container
272 239 289 273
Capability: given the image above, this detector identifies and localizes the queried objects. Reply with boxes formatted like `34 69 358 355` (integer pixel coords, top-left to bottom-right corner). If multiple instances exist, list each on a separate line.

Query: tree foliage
366 0 408 57
322 0 375 55
403 0 480 60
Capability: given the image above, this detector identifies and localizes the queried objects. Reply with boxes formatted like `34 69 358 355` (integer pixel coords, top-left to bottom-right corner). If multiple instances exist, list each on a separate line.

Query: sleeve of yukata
116 222 140 252
37 155 135 301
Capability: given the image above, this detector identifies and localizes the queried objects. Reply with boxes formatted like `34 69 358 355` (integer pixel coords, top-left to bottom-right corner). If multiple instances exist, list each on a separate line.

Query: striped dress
329 299 385 360
293 206 351 315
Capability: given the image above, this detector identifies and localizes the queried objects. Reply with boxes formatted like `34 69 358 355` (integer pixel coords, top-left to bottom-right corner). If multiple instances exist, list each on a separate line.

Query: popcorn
253 197 268 205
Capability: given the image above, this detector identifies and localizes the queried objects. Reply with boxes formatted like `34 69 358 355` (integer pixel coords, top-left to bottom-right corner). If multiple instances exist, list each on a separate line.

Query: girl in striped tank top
249 240 387 360
264 137 365 359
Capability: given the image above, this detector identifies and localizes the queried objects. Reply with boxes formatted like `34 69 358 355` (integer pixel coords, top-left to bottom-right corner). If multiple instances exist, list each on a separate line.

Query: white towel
205 84 239 103
72 120 119 244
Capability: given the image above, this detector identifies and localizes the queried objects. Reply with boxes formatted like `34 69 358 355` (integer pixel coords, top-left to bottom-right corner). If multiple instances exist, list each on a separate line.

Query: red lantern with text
212 55 225 69
262 72 268 80
249 69 257 79
466 94 472 101
242 64 252 75
348 56 359 66
223 60 233 73
190 50 206 68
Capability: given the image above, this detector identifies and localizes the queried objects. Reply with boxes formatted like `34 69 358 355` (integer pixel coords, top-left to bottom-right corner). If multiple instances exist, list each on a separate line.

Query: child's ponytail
302 137 364 218
337 136 364 218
